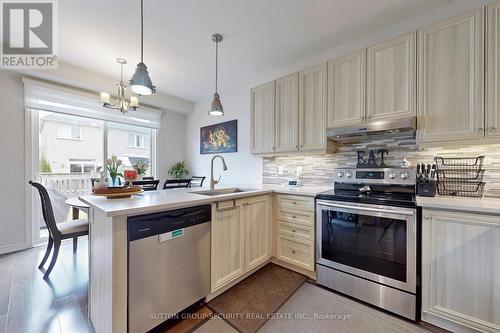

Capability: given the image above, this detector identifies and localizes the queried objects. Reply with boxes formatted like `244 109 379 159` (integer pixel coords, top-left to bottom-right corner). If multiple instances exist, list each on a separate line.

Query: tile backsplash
262 135 500 197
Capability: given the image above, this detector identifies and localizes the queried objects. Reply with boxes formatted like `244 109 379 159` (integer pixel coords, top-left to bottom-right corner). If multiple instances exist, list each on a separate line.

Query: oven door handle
317 201 415 216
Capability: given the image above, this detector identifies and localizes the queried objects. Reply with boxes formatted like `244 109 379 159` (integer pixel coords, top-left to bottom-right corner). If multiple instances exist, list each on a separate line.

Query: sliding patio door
37 111 104 240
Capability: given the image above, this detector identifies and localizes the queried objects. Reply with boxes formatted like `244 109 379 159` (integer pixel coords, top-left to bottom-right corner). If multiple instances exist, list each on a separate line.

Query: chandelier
100 58 139 114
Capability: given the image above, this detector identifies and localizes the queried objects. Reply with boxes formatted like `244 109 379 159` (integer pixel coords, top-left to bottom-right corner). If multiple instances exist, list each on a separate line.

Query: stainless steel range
316 167 419 320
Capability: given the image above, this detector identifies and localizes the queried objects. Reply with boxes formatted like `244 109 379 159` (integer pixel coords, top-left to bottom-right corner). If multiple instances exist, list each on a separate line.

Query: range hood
326 116 416 142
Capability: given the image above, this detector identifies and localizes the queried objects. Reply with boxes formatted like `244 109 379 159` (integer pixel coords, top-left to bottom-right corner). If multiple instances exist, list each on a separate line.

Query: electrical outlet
278 166 284 175
296 166 303 176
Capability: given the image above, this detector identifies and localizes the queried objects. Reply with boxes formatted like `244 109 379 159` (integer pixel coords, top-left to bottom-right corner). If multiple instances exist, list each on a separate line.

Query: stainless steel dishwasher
128 205 211 333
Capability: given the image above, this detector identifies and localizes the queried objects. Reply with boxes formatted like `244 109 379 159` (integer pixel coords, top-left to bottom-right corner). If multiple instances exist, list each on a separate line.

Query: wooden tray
92 188 144 199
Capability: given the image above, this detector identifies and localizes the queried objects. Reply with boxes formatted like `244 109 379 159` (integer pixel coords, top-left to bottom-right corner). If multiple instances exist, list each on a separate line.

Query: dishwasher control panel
128 205 211 241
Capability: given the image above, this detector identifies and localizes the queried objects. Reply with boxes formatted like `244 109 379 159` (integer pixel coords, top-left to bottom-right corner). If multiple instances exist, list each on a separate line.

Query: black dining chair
132 179 160 191
29 181 89 279
189 176 206 188
163 179 192 189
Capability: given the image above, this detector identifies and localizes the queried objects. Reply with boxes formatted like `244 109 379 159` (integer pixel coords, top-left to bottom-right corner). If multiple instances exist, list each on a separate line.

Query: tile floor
0 239 444 333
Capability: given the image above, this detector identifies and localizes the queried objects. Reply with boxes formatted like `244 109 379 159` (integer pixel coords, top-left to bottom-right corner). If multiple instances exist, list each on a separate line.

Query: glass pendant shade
209 92 224 116
130 62 155 95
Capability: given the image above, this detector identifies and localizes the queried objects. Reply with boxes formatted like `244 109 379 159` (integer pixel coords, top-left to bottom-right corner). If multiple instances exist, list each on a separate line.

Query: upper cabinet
299 64 327 151
251 81 276 154
418 8 485 143
487 2 500 139
276 74 300 152
367 32 416 120
327 50 365 128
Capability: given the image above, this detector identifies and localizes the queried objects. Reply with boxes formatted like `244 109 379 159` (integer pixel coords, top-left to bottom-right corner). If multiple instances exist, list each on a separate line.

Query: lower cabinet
421 209 500 333
275 194 315 272
211 194 272 292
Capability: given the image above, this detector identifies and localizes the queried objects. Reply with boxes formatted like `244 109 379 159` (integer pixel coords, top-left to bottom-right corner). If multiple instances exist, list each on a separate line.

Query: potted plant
106 155 123 187
133 160 150 180
168 161 189 179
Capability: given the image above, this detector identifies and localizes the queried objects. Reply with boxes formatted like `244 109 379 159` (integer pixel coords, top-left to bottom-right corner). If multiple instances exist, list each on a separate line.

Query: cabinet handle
292 229 296 233
292 215 297 219
292 201 297 204
272 146 276 150
488 127 496 132
424 215 430 220
291 249 296 254
477 128 484 133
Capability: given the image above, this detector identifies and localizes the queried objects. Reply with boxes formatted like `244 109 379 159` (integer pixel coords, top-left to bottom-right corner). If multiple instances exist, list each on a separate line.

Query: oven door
316 200 416 293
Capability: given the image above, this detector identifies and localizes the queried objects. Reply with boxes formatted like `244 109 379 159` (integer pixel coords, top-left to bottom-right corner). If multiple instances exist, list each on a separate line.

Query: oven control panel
335 168 415 185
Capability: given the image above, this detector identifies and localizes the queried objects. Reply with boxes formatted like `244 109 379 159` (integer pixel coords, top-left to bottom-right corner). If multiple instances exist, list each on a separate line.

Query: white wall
186 89 262 185
0 71 28 253
0 69 188 253
185 0 494 184
159 110 186 182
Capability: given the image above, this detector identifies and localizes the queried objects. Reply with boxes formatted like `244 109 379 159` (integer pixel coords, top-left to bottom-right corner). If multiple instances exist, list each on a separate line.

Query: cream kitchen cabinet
251 66 330 155
487 2 500 139
276 73 300 152
421 208 500 333
250 81 276 154
210 201 246 292
418 8 485 144
211 195 272 292
238 195 272 271
367 32 416 120
274 194 315 272
299 64 328 151
327 50 365 128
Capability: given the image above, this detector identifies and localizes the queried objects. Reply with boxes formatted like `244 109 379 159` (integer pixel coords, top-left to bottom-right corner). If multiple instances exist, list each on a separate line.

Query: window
128 133 147 148
57 125 81 140
69 159 96 173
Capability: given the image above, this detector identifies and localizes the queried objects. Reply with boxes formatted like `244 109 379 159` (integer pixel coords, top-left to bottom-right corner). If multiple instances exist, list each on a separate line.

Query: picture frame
200 119 238 154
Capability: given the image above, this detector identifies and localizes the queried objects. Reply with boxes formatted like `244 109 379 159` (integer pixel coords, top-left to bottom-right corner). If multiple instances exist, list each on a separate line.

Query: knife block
417 180 436 197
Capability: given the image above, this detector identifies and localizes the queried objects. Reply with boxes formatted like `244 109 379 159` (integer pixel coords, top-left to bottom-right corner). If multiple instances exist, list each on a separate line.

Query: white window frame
57 124 82 140
69 159 97 173
127 133 148 149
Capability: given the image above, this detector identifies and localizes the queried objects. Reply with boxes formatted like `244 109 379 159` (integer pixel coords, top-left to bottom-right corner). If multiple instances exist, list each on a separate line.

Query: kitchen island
79 184 331 333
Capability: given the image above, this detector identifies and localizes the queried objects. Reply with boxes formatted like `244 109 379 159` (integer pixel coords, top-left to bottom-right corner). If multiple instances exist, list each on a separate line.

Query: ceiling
58 0 448 102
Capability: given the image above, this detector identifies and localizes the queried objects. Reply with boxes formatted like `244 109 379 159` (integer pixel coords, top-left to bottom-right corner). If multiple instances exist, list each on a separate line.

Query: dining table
65 196 90 220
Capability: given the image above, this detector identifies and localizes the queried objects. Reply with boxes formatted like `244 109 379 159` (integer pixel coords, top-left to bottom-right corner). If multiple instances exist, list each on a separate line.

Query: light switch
278 166 284 175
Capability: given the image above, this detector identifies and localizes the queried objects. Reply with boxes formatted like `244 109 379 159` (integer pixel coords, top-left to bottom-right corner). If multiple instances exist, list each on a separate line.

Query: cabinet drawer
277 236 314 271
277 194 314 212
277 209 314 227
279 221 313 242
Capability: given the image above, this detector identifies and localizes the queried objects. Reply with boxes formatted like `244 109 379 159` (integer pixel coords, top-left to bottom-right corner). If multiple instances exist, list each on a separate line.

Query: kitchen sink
191 188 257 196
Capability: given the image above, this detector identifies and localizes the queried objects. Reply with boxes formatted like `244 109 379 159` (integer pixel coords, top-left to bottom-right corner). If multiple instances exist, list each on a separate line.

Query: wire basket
434 156 486 198
436 181 485 198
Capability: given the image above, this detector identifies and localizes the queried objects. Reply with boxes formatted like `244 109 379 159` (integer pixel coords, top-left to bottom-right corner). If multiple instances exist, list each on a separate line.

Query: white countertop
417 195 500 215
79 184 332 217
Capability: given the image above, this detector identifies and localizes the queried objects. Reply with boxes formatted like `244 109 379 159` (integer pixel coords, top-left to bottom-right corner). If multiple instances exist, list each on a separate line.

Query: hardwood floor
0 238 93 333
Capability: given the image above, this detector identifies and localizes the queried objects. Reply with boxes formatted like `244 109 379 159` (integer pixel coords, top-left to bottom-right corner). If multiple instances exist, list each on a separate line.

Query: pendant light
209 33 224 116
130 0 156 95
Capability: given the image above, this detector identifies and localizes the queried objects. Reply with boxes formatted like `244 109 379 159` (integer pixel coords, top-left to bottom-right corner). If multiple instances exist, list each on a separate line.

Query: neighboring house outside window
128 133 148 148
57 125 81 140
69 159 97 173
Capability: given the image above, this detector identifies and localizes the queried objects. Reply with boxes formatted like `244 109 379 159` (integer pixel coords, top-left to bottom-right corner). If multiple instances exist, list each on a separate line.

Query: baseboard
271 258 316 280
422 308 499 333
0 241 30 255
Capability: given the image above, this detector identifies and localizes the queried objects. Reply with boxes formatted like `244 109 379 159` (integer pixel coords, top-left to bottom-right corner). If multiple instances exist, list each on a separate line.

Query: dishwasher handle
128 205 211 241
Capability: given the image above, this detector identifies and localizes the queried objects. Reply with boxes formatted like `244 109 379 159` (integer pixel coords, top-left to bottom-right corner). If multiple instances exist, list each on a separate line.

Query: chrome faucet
210 155 228 190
